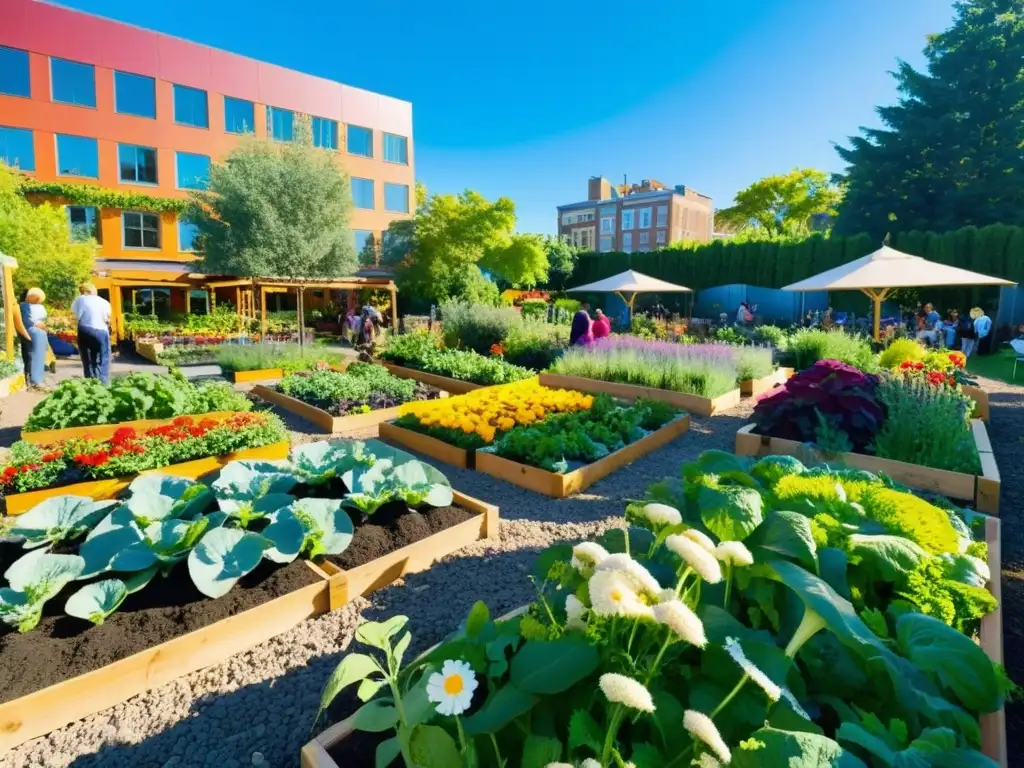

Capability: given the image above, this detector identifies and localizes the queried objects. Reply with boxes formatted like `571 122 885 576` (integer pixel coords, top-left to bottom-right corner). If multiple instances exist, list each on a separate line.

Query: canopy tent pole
614 291 639 319
259 286 267 344
860 287 890 341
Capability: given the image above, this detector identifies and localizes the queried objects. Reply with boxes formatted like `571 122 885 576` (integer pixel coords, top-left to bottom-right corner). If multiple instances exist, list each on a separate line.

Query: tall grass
216 343 347 373
735 346 774 380
788 329 876 371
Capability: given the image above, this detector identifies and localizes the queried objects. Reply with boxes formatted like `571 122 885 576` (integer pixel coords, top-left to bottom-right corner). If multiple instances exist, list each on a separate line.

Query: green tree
540 235 582 290
0 162 94 305
833 0 1024 238
716 168 843 239
190 117 356 277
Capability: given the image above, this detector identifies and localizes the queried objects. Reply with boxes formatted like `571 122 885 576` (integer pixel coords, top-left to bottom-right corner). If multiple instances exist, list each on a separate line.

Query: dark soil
324 689 386 767
0 542 319 704
325 502 475 571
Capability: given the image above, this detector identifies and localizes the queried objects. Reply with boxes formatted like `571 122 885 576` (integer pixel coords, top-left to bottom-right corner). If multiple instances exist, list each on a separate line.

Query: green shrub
753 324 788 349
378 331 441 367
788 328 876 371
712 326 747 345
216 343 348 373
519 299 548 321
878 338 927 369
503 321 568 370
553 298 580 314
439 300 519 354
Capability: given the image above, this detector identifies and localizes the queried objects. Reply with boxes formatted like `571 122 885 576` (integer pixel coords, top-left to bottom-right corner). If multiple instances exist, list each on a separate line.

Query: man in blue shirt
916 302 942 346
71 283 112 384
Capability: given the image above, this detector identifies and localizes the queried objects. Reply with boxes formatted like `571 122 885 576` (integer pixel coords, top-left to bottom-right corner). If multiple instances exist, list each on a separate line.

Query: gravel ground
5 373 1023 768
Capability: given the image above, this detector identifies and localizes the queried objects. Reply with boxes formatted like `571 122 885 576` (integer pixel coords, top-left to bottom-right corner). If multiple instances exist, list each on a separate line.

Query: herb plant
276 363 438 415
216 343 348 374
379 332 534 384
787 328 877 371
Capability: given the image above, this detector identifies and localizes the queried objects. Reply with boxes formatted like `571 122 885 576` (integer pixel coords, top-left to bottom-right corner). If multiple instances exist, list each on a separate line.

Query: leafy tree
833 0 1024 238
716 168 843 239
190 117 356 278
0 162 94 305
541 236 582 290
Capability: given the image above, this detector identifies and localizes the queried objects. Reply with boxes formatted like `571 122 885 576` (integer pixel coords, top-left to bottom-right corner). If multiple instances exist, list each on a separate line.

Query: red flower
74 451 110 467
914 361 925 370
899 360 914 369
188 426 205 437
198 418 218 431
172 416 194 427
40 451 63 463
111 427 138 445
0 466 18 485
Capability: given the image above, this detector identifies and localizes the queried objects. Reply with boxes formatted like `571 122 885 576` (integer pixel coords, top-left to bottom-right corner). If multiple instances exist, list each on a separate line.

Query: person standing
71 283 112 384
968 307 992 357
570 302 592 346
592 308 611 340
19 288 49 389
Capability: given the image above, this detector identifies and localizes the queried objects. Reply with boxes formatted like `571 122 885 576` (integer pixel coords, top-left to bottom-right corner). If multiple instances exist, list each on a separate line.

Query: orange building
0 0 413 318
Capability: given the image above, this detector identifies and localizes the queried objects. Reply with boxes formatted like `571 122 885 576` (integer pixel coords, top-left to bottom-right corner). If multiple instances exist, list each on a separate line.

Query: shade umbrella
566 269 692 318
782 244 1017 340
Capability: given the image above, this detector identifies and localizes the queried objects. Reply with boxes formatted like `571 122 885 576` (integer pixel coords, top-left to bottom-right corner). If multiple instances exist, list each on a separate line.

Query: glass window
657 205 668 227
347 124 372 157
638 207 652 228
114 71 156 118
600 216 615 234
176 151 210 190
173 84 209 128
656 230 666 244
561 212 574 226
383 133 408 164
622 232 633 253
354 229 374 260
266 106 294 142
0 126 34 171
599 235 613 253
123 211 160 249
51 57 95 107
384 183 409 213
178 219 199 251
56 134 99 177
0 46 30 98
621 210 634 230
311 117 338 150
224 97 255 134
118 144 158 184
67 206 100 243
351 177 375 209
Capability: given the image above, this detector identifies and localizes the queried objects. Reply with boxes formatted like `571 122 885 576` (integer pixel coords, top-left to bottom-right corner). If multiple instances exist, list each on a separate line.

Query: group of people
19 283 112 390
342 305 384 348
569 302 611 346
914 302 991 357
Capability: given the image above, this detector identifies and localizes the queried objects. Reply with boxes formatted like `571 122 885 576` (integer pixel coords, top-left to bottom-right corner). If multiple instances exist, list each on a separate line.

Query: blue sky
64 0 955 235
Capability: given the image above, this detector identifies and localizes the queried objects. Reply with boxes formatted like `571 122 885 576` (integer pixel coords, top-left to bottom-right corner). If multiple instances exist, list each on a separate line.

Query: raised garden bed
979 513 1005 766
226 362 348 384
378 421 473 470
476 413 690 497
539 372 740 417
377 361 483 395
963 384 990 422
21 410 238 445
734 419 1001 514
739 366 791 397
252 386 444 434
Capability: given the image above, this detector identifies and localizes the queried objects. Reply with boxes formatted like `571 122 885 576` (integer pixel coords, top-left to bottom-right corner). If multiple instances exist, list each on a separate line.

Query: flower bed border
475 414 691 498
20 411 239 445
250 386 442 435
378 421 474 470
739 367 791 397
2 441 291 516
538 372 739 418
317 489 498 610
0 559 333 754
963 385 990 422
376 361 484 395
734 420 1001 515
226 362 349 384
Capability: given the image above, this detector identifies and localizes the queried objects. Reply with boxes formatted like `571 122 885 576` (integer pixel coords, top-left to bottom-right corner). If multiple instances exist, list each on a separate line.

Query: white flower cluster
715 541 754 566
653 599 707 647
635 502 683 527
666 534 723 584
571 542 610 572
589 570 654 619
684 709 732 764
599 672 656 713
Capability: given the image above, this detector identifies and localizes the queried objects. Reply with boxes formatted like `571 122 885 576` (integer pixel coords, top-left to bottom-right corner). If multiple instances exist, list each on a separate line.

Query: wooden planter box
0 372 25 399
377 361 483 395
317 490 498 610
538 373 740 418
251 386 422 435
964 385 990 422
476 414 691 498
226 362 349 384
734 420 1001 515
0 559 332 754
20 411 239 445
739 367 790 397
135 340 161 364
3 441 290 516
378 421 474 470
979 514 1005 766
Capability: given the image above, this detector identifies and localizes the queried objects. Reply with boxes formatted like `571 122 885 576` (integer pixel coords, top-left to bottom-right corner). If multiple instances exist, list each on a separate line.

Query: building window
0 46 30 98
67 206 99 243
119 144 158 184
347 125 373 157
384 183 410 213
600 216 615 234
638 207 652 228
639 232 650 251
656 230 666 244
599 235 613 253
176 152 210 190
178 219 199 251
623 232 633 253
56 134 99 178
266 106 294 142
311 117 338 150
383 133 408 164
0 126 34 171
352 177 375 209
50 58 95 107
173 84 209 128
622 210 634 229
584 213 595 221
560 213 574 226
224 97 254 134
354 229 375 259
123 211 160 249
114 71 156 118
600 206 616 215
657 205 668 227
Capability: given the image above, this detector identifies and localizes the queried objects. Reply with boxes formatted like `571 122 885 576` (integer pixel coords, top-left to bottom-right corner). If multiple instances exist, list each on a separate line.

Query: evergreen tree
833 0 1024 239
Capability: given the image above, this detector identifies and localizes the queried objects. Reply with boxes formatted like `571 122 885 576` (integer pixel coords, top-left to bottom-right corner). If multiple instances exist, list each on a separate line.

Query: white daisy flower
681 528 717 553
683 710 732 764
598 673 656 713
639 503 682 527
565 593 587 630
588 570 654 619
652 599 707 648
426 659 478 716
715 541 754 567
666 534 723 584
724 636 781 702
696 754 722 768
571 542 610 572
595 553 661 597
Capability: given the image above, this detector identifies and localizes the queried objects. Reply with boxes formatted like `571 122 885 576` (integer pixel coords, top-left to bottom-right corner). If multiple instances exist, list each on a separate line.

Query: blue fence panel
692 284 829 325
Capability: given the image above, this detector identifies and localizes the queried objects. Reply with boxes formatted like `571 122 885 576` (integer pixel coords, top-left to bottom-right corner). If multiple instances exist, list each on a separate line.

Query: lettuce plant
8 496 116 548
0 550 85 632
64 579 129 625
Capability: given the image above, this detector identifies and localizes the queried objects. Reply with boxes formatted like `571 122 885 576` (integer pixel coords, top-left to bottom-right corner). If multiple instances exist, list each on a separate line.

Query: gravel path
2 399 753 768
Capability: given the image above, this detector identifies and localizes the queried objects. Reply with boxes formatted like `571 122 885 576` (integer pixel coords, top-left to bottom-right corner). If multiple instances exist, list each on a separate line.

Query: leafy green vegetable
64 579 128 625
9 496 115 549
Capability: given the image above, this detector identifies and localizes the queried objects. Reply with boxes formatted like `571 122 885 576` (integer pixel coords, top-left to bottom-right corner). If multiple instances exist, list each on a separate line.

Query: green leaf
4 549 84 601
463 684 539 736
521 734 562 768
699 485 764 542
747 510 818 569
486 635 519 678
836 722 896 765
375 737 401 768
10 495 113 548
356 616 410 651
352 699 400 733
466 600 490 637
733 727 868 768
630 742 665 768
409 724 461 768
509 638 599 695
568 709 602 753
895 613 1001 713
357 678 385 702
652 690 688 754
187 528 267 599
393 631 412 668
847 535 927 582
818 548 852 600
316 653 382 724
402 672 435 728
64 579 128 625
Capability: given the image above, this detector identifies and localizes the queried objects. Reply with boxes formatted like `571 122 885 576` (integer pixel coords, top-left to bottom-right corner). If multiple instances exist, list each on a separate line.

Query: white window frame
600 216 615 234
623 232 633 253
561 213 574 226
657 205 668 227
118 143 158 186
638 207 652 228
621 210 635 230
122 210 160 250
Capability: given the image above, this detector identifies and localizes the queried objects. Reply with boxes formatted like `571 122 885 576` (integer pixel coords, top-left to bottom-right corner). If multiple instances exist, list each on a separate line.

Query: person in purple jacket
569 302 593 346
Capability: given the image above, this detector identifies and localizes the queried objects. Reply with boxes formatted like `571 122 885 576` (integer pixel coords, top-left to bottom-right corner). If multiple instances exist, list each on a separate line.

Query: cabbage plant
8 496 117 549
0 550 85 632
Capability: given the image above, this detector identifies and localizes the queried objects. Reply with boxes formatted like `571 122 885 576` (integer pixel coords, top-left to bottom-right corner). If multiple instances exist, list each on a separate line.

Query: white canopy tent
782 244 1017 340
566 269 692 318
